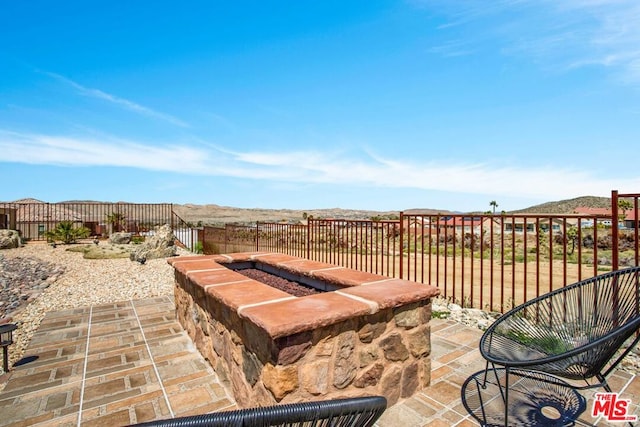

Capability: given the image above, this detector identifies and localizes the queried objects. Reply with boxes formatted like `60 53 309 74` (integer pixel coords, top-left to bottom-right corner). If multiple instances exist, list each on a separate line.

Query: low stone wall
169 252 440 407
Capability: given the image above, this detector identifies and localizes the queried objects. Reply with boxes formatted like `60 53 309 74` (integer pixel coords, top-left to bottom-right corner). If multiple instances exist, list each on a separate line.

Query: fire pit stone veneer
168 252 440 407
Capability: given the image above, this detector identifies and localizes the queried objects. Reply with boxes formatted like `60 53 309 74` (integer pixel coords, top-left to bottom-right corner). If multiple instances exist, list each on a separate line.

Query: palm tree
490 200 499 214
45 221 90 244
106 212 127 233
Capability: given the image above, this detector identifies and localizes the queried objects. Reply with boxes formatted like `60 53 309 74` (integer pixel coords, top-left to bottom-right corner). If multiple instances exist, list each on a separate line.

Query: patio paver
1 297 638 426
0 297 236 426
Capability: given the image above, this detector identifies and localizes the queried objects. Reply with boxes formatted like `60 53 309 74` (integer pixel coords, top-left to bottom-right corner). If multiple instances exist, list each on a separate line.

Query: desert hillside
171 204 401 225
172 195 613 225
5 195 614 226
509 196 611 214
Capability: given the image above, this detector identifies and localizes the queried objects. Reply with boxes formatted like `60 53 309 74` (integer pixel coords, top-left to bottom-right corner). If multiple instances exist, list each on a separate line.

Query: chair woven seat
481 266 640 382
129 395 387 427
467 266 640 426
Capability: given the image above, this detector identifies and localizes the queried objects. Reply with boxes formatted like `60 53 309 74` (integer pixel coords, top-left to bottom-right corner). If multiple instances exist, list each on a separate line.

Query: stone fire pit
168 252 440 407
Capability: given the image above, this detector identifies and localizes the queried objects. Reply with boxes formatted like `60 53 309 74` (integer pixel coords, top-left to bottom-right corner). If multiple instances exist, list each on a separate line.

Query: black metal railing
201 190 639 313
1 201 173 241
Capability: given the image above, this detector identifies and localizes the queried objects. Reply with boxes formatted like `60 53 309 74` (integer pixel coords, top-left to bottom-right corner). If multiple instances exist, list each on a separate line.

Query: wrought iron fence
398 212 613 312
0 201 173 241
611 190 640 270
257 222 307 258
5 191 638 314
200 190 640 313
200 224 257 254
305 219 401 278
171 211 199 251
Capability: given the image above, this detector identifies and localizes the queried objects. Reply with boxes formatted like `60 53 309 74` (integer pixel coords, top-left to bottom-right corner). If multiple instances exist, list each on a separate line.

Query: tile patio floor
1 296 639 426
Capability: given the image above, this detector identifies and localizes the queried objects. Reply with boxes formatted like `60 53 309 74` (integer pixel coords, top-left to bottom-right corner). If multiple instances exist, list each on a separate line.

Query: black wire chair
472 266 640 426
128 395 387 427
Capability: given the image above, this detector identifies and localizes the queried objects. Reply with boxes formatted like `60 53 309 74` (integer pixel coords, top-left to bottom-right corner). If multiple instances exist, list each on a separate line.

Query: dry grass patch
66 243 133 259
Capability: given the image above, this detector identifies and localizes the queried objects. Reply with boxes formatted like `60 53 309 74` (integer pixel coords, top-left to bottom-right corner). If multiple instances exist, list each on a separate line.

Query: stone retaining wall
169 252 440 407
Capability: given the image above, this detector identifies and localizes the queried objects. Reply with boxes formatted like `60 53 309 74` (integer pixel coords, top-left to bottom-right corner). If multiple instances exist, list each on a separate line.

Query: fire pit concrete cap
169 253 440 339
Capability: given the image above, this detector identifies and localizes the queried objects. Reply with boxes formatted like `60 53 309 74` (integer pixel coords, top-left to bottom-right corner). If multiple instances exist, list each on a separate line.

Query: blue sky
2 1 640 212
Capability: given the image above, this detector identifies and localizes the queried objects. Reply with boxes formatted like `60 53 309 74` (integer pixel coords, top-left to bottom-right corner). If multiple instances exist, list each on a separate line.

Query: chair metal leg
503 366 510 427
485 362 507 403
482 361 489 386
483 362 510 427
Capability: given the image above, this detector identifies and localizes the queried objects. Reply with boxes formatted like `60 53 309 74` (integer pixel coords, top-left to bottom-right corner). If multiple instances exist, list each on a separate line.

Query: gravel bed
0 242 194 382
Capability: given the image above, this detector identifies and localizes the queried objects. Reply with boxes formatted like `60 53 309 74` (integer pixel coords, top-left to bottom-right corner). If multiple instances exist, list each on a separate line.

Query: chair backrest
128 395 387 427
480 266 640 380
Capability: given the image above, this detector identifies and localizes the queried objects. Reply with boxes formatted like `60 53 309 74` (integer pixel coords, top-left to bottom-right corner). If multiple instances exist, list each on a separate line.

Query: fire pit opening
230 266 322 297
223 260 341 295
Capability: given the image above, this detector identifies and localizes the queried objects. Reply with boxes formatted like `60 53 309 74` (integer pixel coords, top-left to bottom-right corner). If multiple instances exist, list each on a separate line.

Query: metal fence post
256 222 260 251
306 219 311 260
399 211 404 280
612 190 619 271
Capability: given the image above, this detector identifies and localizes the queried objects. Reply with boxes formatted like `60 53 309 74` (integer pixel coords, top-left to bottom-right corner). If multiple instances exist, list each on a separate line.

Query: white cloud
424 0 640 83
2 130 635 201
0 130 204 172
42 71 190 127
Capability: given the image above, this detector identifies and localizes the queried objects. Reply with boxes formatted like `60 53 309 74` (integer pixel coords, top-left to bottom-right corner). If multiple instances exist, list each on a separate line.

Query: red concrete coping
186 269 254 286
251 253 303 264
275 259 342 273
208 252 274 263
168 257 223 274
240 292 374 339
337 279 439 310
170 253 440 339
311 268 391 287
207 281 293 310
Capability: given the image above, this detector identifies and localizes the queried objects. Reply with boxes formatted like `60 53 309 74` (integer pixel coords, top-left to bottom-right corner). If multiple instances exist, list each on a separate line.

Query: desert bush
597 234 613 250
582 235 594 248
45 221 90 244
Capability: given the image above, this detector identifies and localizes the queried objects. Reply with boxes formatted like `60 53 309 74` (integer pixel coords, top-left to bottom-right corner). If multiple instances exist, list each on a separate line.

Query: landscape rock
109 232 132 244
0 230 21 250
0 254 64 320
431 298 501 330
129 224 176 263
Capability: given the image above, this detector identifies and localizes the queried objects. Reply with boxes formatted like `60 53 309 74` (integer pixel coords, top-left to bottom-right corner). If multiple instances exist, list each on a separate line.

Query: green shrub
45 221 90 244
431 311 449 319
506 330 570 355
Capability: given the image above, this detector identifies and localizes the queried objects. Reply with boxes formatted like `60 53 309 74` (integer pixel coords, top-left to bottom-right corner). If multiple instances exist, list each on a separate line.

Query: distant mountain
174 196 615 223
5 195 615 223
510 196 611 214
172 204 400 225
